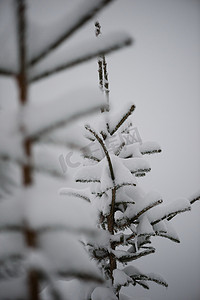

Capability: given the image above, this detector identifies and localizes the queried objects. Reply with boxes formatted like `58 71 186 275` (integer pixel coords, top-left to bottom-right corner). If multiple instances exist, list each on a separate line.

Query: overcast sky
0 1 200 299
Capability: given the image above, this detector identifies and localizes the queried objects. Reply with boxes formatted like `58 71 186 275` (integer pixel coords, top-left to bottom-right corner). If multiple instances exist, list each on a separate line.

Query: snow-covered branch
85 125 115 181
110 104 135 135
29 31 132 82
23 89 106 141
29 0 116 66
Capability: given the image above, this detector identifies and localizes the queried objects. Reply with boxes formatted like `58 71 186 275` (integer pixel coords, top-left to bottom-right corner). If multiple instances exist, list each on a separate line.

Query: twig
110 104 136 135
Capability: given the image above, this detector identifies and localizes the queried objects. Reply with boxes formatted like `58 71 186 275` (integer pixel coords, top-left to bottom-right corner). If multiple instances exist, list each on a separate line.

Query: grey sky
0 1 199 299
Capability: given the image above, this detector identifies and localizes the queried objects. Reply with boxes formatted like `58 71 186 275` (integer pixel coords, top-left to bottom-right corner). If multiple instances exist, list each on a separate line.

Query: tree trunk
16 1 39 299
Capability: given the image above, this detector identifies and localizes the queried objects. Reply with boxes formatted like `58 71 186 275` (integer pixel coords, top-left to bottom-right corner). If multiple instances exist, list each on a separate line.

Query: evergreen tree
0 2 132 299
61 22 200 300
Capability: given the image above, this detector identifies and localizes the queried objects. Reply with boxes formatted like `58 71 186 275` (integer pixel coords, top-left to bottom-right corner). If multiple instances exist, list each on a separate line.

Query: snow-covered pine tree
0 2 132 299
61 21 200 300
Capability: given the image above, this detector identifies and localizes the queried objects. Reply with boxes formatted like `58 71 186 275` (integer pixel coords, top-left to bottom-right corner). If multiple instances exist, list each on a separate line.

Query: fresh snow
27 0 116 63
137 215 154 236
113 269 132 288
147 198 191 224
28 232 102 281
23 88 106 139
91 287 118 300
139 141 161 154
29 31 132 81
108 102 136 135
22 179 98 232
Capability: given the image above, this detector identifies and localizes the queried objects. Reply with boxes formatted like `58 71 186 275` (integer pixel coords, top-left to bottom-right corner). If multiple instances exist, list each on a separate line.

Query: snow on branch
0 233 25 269
140 141 162 155
91 287 117 300
26 235 103 284
40 123 93 153
131 272 167 288
0 134 24 164
23 88 106 141
56 270 103 283
0 256 24 281
59 187 91 203
133 199 163 221
112 248 155 263
110 104 136 135
84 154 101 163
114 142 126 156
23 183 98 234
0 198 23 232
113 269 132 290
150 198 191 225
123 265 168 289
0 142 65 179
75 161 102 183
137 215 155 237
85 125 115 181
122 157 151 175
0 277 27 299
153 220 180 243
96 182 136 198
29 0 115 66
155 231 180 243
29 31 132 82
121 199 163 228
189 190 200 205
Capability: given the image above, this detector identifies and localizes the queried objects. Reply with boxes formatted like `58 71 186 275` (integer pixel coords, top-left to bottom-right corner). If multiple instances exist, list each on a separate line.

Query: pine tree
61 22 200 300
0 2 132 299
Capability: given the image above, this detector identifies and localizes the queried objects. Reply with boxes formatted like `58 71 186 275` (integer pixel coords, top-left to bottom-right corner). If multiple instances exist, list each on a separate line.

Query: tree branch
29 32 132 82
0 68 17 77
85 125 115 181
131 199 163 223
110 104 136 135
29 0 115 66
152 206 191 225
